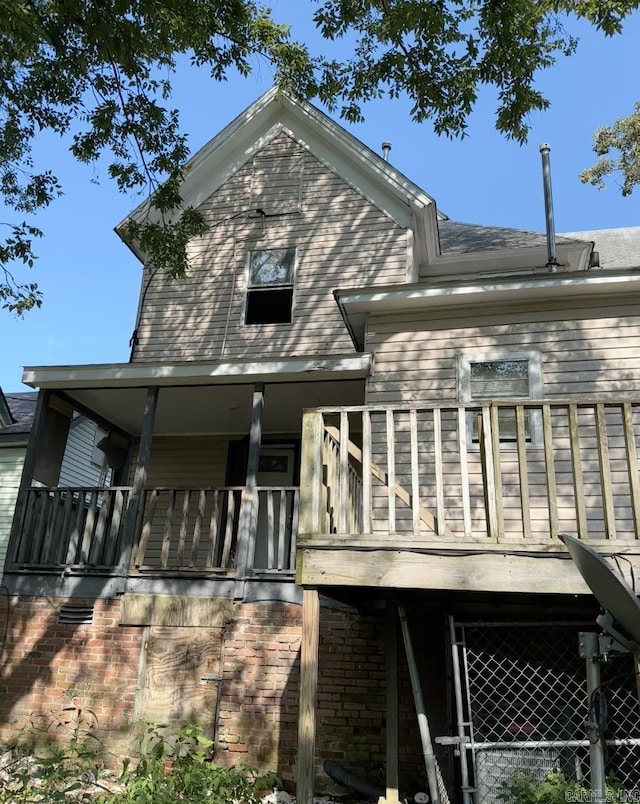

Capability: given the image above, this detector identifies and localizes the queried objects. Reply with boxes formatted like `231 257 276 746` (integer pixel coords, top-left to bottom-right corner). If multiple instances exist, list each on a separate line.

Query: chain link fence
454 622 640 804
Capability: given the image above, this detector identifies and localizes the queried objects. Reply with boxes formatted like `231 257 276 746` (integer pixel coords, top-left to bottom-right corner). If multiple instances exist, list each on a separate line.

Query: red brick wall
0 595 142 754
0 595 389 790
217 602 386 789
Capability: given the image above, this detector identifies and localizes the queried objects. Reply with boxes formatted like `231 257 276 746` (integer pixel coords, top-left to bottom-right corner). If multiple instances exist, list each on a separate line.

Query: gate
448 619 640 804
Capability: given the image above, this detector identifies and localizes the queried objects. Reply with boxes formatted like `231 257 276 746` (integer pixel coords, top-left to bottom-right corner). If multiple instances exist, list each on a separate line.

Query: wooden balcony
296 400 640 594
10 485 299 577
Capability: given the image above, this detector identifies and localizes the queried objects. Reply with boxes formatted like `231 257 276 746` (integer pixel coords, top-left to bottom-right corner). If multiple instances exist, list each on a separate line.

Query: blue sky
1 3 638 391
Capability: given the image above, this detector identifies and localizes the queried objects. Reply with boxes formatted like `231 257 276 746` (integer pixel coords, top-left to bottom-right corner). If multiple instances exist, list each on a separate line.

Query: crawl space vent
58 604 94 625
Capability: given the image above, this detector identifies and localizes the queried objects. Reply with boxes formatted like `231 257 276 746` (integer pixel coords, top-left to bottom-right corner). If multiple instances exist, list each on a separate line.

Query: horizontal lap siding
134 436 229 566
0 448 24 570
145 436 228 487
364 302 640 539
58 418 108 487
133 132 408 362
366 301 640 405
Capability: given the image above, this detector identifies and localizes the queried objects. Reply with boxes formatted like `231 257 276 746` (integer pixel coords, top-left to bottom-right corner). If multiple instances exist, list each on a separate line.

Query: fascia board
0 434 28 447
22 354 373 390
420 242 591 277
116 89 440 257
337 270 640 350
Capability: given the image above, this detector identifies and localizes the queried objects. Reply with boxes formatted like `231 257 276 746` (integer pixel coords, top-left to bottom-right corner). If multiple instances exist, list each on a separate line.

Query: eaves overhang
336 269 640 351
116 87 445 262
424 241 591 275
22 354 373 391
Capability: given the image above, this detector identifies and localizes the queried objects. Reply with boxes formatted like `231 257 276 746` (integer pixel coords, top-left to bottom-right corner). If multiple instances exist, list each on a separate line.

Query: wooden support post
118 386 158 573
297 588 320 804
235 383 264 596
298 411 324 540
7 390 49 567
385 602 400 804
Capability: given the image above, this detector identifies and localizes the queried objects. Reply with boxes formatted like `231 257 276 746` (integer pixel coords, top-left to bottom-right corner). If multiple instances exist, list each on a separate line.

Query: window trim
458 350 543 446
243 247 297 325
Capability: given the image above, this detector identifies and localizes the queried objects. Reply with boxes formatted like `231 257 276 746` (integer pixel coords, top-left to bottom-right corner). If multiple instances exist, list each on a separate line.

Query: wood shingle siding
132 133 409 362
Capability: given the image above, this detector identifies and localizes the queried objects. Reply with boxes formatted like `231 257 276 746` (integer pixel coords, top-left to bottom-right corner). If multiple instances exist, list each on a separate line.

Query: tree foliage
312 1 638 171
0 0 638 314
580 102 640 196
0 0 313 313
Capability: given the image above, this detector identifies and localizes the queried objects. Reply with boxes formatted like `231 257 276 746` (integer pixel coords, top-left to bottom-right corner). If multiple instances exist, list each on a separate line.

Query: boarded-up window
250 149 303 215
459 352 542 442
137 626 224 735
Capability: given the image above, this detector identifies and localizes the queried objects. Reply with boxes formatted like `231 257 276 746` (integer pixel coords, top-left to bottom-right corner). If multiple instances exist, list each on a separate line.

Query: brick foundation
0 594 396 791
0 595 142 757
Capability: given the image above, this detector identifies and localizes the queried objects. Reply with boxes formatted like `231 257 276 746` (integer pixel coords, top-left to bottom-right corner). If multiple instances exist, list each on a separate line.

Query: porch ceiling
54 380 366 436
22 354 371 436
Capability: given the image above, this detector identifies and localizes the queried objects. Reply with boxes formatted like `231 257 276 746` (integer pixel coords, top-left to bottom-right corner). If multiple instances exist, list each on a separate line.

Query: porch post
7 390 50 566
385 601 400 804
118 386 158 573
297 587 320 804
234 382 264 595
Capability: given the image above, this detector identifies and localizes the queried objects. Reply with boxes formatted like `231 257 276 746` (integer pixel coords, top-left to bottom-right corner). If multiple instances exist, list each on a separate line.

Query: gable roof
0 391 36 438
117 87 444 261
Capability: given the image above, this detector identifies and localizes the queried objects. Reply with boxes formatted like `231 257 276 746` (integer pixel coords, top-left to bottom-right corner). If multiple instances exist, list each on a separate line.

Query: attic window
245 248 295 325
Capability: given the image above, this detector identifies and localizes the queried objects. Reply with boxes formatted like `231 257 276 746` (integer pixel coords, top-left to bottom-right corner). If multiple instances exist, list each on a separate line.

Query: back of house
2 88 640 802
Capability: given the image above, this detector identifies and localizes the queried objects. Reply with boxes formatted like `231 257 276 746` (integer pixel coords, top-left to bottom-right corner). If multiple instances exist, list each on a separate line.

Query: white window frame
243 247 296 325
458 351 543 446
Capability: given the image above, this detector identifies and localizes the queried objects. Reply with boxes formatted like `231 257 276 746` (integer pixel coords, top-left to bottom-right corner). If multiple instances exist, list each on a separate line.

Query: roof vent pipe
382 141 392 162
540 143 559 273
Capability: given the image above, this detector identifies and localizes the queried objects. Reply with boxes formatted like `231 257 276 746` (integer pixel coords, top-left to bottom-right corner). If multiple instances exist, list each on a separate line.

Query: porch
10 484 299 576
6 355 370 592
296 398 640 594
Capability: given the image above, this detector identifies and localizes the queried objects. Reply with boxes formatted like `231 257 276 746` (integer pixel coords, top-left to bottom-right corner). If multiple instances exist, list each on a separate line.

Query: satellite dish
560 533 640 646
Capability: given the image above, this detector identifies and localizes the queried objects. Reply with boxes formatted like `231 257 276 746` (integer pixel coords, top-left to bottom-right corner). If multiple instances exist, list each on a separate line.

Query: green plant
1 716 278 803
0 705 103 802
498 771 623 804
94 722 279 804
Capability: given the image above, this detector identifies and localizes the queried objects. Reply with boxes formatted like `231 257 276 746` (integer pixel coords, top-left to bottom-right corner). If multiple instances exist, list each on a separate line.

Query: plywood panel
137 625 224 734
121 594 232 627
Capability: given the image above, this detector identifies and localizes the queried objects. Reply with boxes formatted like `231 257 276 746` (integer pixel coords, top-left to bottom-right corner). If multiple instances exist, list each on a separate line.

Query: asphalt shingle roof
0 391 36 436
438 220 586 255
559 227 640 270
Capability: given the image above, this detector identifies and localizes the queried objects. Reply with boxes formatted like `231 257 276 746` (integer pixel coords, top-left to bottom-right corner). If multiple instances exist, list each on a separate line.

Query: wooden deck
296 400 640 593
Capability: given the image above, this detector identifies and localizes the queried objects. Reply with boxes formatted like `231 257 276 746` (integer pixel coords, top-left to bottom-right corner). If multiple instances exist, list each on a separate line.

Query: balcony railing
300 400 640 544
12 485 299 574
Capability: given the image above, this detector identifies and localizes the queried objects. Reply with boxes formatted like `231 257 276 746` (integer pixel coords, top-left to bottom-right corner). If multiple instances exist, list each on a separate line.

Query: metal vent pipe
540 143 559 273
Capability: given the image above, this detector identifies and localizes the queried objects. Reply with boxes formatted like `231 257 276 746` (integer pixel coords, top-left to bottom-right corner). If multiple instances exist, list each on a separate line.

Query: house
2 87 640 803
0 390 36 571
0 390 110 571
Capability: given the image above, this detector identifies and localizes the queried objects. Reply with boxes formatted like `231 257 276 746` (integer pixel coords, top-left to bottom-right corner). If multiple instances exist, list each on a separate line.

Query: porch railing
300 400 640 543
14 487 130 569
12 484 299 574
